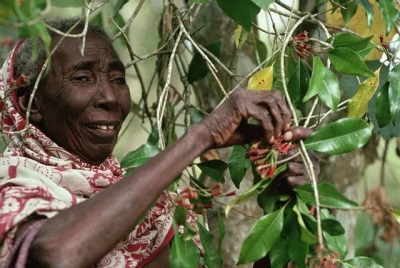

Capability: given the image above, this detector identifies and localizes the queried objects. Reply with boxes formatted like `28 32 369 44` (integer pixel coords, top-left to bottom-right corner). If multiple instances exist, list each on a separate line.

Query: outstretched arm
27 88 306 267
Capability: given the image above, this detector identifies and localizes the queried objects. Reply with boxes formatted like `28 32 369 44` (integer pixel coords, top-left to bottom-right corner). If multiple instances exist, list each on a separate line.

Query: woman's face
35 32 131 165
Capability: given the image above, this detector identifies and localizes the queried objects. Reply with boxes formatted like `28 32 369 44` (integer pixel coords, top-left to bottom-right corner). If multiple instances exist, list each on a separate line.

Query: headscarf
0 41 174 267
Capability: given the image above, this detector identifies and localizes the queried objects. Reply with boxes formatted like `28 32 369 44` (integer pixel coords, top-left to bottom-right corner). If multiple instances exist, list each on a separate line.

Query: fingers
283 126 313 142
243 89 292 143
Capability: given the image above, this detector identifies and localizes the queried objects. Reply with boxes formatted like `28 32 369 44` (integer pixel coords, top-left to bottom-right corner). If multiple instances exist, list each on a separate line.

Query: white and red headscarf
0 41 174 267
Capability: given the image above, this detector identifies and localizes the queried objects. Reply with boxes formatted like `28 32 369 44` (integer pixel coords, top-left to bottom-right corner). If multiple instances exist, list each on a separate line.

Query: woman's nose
94 79 119 110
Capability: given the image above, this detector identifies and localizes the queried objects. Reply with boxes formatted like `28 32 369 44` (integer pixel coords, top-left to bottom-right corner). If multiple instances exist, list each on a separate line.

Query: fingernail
283 131 293 141
269 136 274 144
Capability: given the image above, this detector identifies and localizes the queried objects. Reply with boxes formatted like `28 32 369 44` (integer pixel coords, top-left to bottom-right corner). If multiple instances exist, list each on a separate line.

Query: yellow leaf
247 63 274 90
348 68 380 118
234 26 248 49
326 1 397 60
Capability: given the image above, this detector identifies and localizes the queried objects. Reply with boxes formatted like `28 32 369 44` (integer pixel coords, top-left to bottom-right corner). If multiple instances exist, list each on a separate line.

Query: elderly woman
0 20 316 267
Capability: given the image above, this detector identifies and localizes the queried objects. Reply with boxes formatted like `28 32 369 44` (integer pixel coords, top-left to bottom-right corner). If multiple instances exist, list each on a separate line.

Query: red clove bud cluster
246 137 296 179
291 31 312 59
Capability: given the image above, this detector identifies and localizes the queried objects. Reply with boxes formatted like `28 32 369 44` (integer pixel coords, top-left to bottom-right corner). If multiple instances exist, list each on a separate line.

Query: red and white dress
0 41 175 267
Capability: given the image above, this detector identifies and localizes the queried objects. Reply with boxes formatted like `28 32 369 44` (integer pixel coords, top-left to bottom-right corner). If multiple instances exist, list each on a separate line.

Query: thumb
283 126 312 142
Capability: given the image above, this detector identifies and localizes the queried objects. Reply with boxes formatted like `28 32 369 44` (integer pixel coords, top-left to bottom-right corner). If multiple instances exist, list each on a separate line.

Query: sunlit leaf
237 207 285 264
120 144 161 174
295 182 359 209
324 232 348 259
378 0 399 35
375 82 391 127
170 223 200 268
304 118 373 154
328 47 374 77
358 0 374 27
198 222 223 268
343 256 384 268
234 26 248 48
228 145 251 188
348 68 380 118
251 0 275 10
216 0 260 32
388 64 400 120
392 208 400 226
248 63 275 90
196 159 227 183
187 41 221 84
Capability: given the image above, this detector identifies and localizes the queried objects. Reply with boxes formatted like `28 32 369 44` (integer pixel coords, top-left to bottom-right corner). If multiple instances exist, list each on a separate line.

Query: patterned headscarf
0 41 174 267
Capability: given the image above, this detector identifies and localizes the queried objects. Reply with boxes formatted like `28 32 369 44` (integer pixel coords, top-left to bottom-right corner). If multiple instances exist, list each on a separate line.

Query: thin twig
279 13 325 250
157 30 183 149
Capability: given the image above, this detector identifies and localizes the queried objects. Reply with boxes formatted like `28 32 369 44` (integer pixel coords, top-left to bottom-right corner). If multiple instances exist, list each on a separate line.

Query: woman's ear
16 87 43 124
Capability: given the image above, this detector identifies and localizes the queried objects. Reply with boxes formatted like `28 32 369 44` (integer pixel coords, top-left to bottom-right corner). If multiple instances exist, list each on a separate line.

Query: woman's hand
200 88 292 148
275 149 320 192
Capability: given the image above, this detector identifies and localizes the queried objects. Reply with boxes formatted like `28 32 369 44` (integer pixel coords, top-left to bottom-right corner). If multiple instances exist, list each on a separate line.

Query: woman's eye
112 77 126 85
74 76 90 82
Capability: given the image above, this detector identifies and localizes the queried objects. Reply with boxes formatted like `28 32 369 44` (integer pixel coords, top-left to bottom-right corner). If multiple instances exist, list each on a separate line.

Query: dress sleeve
4 219 46 268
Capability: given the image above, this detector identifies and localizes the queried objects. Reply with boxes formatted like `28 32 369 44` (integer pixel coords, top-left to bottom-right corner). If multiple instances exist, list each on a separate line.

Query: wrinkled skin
19 32 131 165
14 29 319 267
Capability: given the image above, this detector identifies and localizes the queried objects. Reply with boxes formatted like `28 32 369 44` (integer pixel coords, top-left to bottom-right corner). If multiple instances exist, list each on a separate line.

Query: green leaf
189 0 211 3
340 0 358 25
198 222 223 268
293 204 318 244
170 223 200 268
216 0 260 32
388 64 400 120
237 207 285 264
378 0 399 35
295 182 359 209
269 237 289 268
228 145 251 188
321 218 345 236
189 107 204 125
343 257 384 268
330 33 374 57
304 118 373 154
303 56 325 101
251 0 275 10
51 0 85 7
324 232 348 258
328 47 374 77
255 37 268 62
303 57 340 110
375 82 391 127
196 159 227 183
120 144 161 174
0 0 14 19
286 217 308 268
288 60 310 110
226 178 272 217
348 68 380 118
358 0 374 27
318 65 341 110
187 41 221 84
